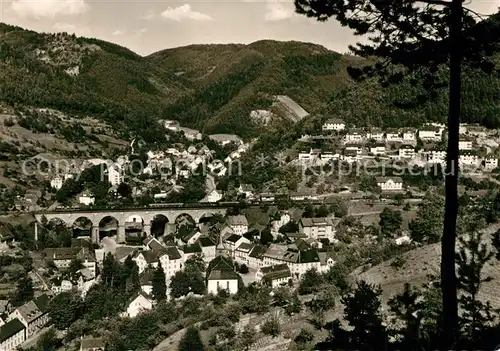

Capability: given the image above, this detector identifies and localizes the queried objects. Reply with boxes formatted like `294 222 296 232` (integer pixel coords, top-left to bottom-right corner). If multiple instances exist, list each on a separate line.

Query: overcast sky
1 0 499 56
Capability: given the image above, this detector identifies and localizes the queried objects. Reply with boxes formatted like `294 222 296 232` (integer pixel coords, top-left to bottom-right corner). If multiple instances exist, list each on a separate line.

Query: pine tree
178 327 205 351
152 264 167 301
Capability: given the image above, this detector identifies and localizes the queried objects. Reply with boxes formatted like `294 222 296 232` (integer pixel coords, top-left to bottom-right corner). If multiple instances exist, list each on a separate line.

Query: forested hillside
1 21 500 142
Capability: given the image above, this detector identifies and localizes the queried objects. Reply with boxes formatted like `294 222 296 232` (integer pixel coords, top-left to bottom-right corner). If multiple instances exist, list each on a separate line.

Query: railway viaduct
33 205 229 244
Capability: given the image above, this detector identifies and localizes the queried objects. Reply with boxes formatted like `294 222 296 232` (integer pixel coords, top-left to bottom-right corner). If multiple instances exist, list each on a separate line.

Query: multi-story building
44 247 97 277
402 128 417 142
424 149 447 164
344 128 364 144
399 145 415 159
459 151 480 167
261 244 322 279
255 264 292 288
299 217 335 241
376 177 404 192
206 257 239 295
7 295 49 338
225 234 251 259
0 318 25 351
158 246 183 280
484 154 498 171
322 119 345 131
226 215 248 235
365 128 385 141
197 236 217 263
419 125 442 141
459 135 474 150
107 163 124 186
369 143 386 155
50 176 63 190
385 128 402 142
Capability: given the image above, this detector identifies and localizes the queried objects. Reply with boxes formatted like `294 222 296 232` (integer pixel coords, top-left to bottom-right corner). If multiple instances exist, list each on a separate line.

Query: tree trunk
441 0 462 348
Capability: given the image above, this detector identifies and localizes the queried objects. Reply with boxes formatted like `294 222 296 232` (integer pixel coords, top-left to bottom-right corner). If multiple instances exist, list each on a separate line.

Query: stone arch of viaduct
34 208 228 244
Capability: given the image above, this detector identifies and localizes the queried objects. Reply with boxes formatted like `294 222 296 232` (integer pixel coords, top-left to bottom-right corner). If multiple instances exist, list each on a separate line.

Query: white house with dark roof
209 134 243 146
206 256 240 295
159 246 184 280
78 191 95 206
369 143 386 155
419 125 442 141
459 151 481 167
133 250 161 274
402 128 417 142
366 128 385 141
399 145 415 159
344 129 364 144
343 149 361 163
424 149 446 164
376 177 404 192
255 263 292 288
225 234 251 259
238 184 254 199
0 318 25 351
44 247 96 277
50 176 63 190
385 129 401 142
107 163 124 186
197 236 217 263
234 242 253 264
206 189 223 203
485 154 498 170
226 215 248 235
299 217 335 242
261 243 322 278
247 245 267 270
7 294 49 338
322 119 345 131
459 135 474 150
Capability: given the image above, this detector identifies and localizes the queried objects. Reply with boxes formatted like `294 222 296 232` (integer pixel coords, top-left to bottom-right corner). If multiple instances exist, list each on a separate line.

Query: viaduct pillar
143 223 151 236
117 225 126 244
91 226 100 244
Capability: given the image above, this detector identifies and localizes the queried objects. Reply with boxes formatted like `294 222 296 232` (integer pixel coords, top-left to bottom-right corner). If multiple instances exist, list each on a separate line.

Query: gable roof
248 245 267 259
183 243 202 254
236 242 253 252
140 250 162 264
165 246 182 260
34 294 50 314
225 234 242 243
227 215 248 227
198 236 216 247
16 300 43 324
81 337 106 350
207 257 239 281
0 318 25 343
376 176 403 183
260 264 292 282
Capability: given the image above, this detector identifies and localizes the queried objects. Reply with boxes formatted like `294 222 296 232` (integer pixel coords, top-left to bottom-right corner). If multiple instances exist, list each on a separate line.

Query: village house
238 184 254 199
50 176 63 190
206 189 223 203
107 163 124 186
271 212 291 234
419 125 442 141
342 149 360 163
298 148 320 163
126 292 154 318
299 217 335 241
322 118 346 131
78 191 95 206
209 134 243 146
259 193 275 202
255 263 292 288
318 252 337 272
466 125 488 138
369 143 386 155
225 234 251 259
44 247 97 277
179 127 202 141
376 177 404 192
385 129 402 142
163 120 180 131
484 154 498 171
399 145 416 159
133 250 162 274
366 128 385 141
344 128 364 144
402 128 417 142
197 236 217 263
234 242 253 265
206 257 240 295
226 215 248 235
158 246 183 280
320 151 339 164
424 149 447 164
7 295 49 338
0 318 25 351
247 245 267 270
459 135 474 151
143 236 165 252
459 151 481 167
80 336 106 351
261 244 322 279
